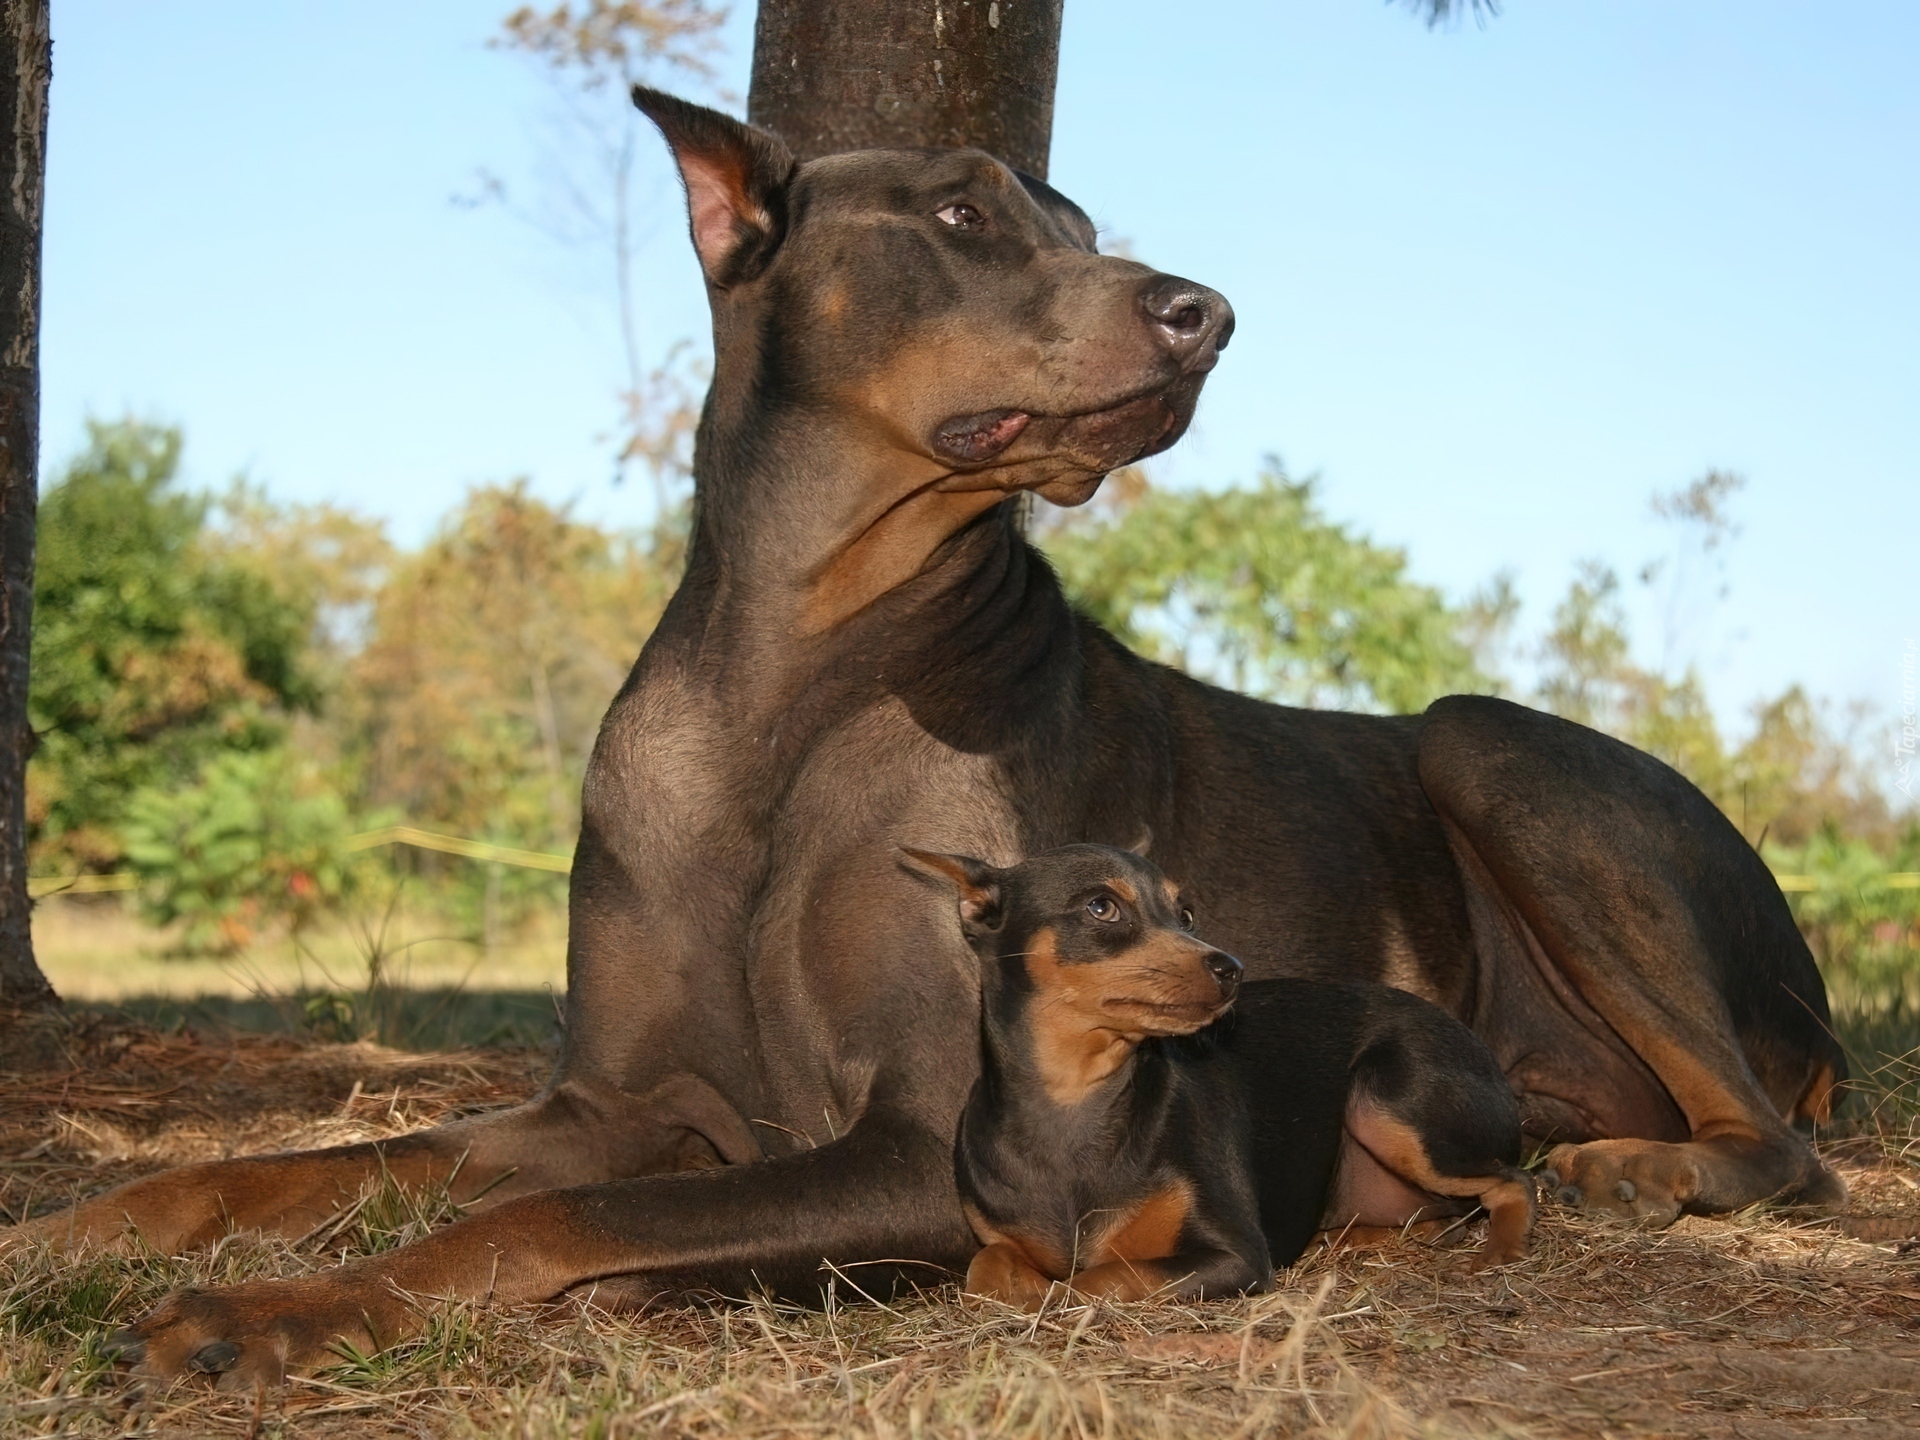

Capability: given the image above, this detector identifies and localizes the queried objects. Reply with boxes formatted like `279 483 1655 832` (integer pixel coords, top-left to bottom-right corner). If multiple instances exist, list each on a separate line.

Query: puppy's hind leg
1338 1103 1536 1270
1465 1169 1536 1271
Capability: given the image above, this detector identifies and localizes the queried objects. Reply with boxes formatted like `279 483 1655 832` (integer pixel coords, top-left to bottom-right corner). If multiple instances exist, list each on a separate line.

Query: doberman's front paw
1540 1141 1689 1225
108 1274 416 1389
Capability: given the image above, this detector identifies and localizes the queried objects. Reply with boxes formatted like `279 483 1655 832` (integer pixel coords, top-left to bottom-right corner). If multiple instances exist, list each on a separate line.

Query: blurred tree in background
28 423 321 873
1534 564 1896 849
487 1 725 518
122 747 363 954
344 482 671 856
28 441 680 952
1039 461 1492 712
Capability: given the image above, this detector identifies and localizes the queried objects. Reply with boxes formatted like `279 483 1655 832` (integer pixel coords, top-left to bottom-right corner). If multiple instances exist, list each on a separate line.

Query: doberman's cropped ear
1125 826 1153 858
632 87 795 287
899 848 1005 938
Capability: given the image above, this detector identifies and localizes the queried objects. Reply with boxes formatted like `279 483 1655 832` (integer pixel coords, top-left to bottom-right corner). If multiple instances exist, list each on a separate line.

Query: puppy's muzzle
1203 948 1243 998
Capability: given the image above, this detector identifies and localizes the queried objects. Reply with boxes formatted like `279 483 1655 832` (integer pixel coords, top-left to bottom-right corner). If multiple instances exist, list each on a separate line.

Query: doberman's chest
602 678 1029 1131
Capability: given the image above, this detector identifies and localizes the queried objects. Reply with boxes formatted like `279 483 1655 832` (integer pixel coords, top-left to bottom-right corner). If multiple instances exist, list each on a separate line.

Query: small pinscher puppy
904 842 1534 1308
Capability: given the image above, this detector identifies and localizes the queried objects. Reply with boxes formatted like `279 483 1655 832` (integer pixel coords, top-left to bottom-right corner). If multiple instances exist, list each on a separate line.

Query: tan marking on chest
1089 1179 1193 1264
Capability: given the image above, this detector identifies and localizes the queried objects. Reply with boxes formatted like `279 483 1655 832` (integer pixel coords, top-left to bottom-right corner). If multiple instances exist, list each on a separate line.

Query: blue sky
41 2 1918 754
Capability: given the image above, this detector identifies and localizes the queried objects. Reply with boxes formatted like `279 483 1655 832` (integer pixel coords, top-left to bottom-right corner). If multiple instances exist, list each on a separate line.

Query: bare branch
495 0 727 87
1396 0 1501 31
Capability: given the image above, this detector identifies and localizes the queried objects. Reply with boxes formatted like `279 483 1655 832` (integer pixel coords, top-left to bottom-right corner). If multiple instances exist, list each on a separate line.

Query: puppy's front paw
964 1242 1056 1312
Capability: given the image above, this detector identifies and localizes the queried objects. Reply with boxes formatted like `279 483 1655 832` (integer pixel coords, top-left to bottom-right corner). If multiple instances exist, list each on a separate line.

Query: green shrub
1770 826 1920 1003
120 748 365 954
28 421 319 873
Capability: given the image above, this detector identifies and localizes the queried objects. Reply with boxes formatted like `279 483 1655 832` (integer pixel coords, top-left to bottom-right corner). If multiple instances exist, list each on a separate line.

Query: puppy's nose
1203 949 1243 994
1140 276 1235 372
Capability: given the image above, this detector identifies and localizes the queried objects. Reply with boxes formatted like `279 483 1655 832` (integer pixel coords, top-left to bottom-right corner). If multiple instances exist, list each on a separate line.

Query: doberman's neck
660 412 1079 732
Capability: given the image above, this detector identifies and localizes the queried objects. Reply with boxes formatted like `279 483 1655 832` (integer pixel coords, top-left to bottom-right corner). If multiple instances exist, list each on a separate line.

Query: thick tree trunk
748 0 1064 178
0 0 54 1009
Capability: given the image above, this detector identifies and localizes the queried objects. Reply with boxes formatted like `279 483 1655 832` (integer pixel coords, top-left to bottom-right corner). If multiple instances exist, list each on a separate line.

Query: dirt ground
4 1012 1919 1439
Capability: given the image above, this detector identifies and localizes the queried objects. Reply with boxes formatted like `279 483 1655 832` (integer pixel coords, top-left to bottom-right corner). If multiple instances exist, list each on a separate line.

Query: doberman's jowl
8 91 1843 1387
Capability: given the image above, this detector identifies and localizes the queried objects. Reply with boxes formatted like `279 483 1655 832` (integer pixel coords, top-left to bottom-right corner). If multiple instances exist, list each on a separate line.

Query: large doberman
9 91 1843 1386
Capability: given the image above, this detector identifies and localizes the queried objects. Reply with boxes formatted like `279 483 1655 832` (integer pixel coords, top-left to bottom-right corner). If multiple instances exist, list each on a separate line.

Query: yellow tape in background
341 824 572 873
28 824 574 897
1773 872 1920 892
28 872 140 897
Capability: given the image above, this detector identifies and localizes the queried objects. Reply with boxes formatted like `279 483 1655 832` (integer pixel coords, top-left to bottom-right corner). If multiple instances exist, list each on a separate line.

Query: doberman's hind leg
2 1071 757 1257
1419 696 1847 1225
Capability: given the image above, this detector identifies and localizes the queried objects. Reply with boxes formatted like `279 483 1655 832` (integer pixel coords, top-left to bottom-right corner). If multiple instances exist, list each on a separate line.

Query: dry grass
5 1012 1920 1439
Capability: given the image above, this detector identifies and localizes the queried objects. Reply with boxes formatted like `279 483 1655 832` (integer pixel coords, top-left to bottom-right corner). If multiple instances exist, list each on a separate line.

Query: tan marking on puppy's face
1022 927 1139 1106
1095 930 1233 1032
1022 927 1233 1106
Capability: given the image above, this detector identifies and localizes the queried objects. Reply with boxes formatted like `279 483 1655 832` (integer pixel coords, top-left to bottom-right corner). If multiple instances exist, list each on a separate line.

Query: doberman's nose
1203 948 1243 995
1141 276 1235 373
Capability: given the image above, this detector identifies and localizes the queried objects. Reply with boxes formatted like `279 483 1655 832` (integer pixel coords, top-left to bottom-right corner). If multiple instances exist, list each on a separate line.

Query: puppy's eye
1086 895 1120 922
1179 907 1195 931
935 202 984 229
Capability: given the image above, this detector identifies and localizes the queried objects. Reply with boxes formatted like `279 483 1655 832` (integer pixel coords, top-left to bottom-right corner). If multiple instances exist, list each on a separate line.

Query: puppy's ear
1125 826 1153 858
899 848 1005 938
632 87 795 286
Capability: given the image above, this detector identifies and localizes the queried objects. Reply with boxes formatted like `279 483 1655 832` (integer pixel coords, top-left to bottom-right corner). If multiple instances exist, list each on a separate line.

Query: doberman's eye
935 202 985 230
1179 907 1196 931
1086 895 1121 922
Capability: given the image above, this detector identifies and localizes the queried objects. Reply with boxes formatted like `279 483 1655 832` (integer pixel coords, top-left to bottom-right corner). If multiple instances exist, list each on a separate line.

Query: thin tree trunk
748 0 1064 178
0 0 54 1010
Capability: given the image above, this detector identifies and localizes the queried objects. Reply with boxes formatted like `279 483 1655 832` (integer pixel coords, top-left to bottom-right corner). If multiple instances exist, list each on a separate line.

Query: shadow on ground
69 988 565 1052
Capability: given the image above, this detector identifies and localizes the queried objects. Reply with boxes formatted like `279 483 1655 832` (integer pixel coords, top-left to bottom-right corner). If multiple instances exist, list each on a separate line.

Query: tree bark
748 0 1064 178
0 0 55 1009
